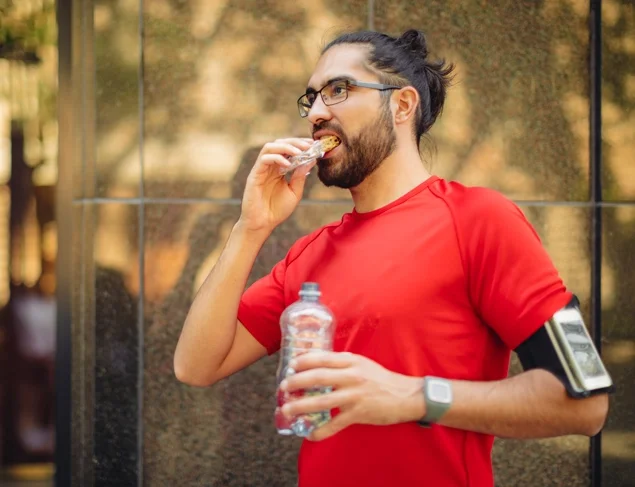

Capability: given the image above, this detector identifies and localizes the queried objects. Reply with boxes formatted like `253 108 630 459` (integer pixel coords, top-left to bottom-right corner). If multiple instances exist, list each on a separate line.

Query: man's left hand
280 352 425 441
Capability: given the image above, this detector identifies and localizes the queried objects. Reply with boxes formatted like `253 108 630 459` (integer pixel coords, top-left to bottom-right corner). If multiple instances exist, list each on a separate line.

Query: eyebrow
305 75 354 94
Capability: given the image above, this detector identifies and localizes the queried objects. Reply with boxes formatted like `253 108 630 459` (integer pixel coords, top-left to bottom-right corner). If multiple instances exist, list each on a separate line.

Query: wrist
401 376 426 423
232 219 272 244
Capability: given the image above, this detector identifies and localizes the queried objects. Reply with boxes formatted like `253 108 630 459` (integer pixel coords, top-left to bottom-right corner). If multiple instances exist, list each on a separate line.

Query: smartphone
544 308 613 394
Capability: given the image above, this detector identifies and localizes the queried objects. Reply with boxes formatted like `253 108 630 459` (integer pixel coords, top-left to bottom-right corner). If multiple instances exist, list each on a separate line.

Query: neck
349 142 432 213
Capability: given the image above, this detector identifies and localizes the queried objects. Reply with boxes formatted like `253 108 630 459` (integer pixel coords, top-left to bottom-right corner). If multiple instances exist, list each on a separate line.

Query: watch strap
417 376 452 427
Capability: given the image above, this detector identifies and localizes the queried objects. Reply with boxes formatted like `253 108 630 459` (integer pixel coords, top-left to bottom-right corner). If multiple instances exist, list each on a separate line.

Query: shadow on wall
93 266 139 486
142 145 320 486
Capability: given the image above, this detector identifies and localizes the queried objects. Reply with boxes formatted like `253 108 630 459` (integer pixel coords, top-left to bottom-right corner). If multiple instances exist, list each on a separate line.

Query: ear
392 86 419 127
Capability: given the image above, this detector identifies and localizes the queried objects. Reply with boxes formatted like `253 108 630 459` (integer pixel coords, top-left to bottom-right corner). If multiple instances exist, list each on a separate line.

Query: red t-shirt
237 176 571 487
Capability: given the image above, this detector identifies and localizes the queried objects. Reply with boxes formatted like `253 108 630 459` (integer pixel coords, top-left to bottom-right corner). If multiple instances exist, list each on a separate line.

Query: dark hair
323 29 455 146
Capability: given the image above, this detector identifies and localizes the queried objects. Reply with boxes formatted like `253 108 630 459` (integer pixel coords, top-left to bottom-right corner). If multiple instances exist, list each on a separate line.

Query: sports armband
515 296 615 399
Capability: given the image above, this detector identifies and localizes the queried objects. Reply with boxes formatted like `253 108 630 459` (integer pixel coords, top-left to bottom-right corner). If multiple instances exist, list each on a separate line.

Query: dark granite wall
67 0 635 485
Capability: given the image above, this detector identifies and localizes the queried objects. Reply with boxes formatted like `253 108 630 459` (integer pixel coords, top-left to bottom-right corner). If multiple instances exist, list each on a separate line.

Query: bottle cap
299 282 321 298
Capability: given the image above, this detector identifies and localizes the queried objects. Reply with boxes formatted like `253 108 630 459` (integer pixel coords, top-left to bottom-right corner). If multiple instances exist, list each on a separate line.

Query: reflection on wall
602 1 635 201
90 0 622 204
601 207 635 485
600 2 635 484
93 0 365 200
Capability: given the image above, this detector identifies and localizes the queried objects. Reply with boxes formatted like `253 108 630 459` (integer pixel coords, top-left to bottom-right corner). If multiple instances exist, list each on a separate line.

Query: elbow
581 393 610 437
173 357 216 388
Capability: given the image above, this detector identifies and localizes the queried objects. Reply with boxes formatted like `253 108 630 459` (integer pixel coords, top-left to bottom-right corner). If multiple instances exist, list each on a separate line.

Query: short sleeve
237 259 286 355
454 188 572 350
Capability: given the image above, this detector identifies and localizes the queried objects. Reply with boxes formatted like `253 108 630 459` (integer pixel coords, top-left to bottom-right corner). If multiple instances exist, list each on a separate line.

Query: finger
282 367 359 393
308 411 355 442
290 351 357 373
276 137 314 149
261 140 310 156
288 168 309 196
258 154 292 168
281 389 351 417
287 160 316 196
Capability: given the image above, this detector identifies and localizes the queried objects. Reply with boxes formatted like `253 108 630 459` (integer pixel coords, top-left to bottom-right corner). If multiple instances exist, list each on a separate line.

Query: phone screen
551 309 612 391
559 319 606 379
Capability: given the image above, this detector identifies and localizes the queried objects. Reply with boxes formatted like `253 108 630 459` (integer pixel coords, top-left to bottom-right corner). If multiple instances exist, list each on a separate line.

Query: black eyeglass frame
297 79 401 118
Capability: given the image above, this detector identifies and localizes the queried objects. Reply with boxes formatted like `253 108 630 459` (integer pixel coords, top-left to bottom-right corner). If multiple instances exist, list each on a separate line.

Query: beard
315 104 397 189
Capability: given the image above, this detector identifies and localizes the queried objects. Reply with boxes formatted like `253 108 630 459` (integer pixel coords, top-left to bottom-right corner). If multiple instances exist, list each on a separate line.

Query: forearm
404 369 608 438
438 369 608 438
174 220 269 384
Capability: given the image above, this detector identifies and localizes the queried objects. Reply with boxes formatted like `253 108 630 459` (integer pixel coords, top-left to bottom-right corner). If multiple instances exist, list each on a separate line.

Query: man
174 29 611 487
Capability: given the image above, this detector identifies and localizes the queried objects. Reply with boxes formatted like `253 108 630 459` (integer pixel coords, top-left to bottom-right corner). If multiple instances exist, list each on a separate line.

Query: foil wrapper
279 139 327 176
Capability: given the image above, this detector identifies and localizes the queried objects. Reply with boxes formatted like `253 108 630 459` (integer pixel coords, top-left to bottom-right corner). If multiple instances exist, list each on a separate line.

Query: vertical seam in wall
87 0 96 199
55 0 74 481
367 0 375 31
79 0 87 482
589 1 602 486
84 0 97 480
137 0 145 483
79 203 86 486
80 0 87 202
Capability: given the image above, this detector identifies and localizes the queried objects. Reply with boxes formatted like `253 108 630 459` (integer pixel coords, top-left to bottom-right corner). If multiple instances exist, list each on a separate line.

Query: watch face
429 380 452 403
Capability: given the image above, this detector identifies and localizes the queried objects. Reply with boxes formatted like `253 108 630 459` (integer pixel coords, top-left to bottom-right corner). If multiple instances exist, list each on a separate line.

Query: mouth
313 129 340 140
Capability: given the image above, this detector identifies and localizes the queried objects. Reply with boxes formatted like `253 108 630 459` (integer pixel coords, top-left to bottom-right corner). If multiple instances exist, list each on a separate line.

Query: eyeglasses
297 79 400 118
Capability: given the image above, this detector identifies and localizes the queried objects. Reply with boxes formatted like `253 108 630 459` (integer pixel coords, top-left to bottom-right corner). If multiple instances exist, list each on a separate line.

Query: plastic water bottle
275 282 335 437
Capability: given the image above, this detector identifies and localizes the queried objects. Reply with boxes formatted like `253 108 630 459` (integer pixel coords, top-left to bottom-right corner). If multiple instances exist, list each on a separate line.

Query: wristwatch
417 376 453 427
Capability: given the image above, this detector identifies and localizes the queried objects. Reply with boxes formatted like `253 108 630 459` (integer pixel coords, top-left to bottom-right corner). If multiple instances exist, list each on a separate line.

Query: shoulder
429 179 544 260
431 179 523 218
430 179 532 234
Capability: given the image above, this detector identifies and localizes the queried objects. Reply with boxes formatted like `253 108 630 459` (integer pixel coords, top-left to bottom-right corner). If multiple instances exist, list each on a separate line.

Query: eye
331 83 347 97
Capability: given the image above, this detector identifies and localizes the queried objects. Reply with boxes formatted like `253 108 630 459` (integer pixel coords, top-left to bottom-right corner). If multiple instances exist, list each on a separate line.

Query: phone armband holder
515 296 615 399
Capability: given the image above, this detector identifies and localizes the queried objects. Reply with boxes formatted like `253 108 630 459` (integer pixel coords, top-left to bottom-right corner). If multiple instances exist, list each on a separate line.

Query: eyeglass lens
299 80 348 117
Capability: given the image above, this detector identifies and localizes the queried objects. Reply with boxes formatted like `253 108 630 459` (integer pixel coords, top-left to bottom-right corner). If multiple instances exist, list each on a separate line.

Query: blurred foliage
0 0 56 63
0 0 57 127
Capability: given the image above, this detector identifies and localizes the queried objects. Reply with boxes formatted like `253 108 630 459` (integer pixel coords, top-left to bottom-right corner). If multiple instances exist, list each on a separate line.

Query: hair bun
397 29 429 59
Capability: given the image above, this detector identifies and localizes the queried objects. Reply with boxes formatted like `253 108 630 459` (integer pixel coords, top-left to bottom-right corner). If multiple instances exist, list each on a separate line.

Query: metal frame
589 1 603 486
55 0 73 484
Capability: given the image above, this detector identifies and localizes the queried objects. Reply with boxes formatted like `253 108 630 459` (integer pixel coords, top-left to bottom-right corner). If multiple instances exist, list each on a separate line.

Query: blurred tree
0 0 56 64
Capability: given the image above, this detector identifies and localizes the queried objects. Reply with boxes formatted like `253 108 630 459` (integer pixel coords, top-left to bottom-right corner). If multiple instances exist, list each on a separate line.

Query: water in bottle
275 282 335 437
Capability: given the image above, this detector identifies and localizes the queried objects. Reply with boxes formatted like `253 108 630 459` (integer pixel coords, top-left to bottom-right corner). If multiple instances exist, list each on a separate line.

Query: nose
307 94 332 125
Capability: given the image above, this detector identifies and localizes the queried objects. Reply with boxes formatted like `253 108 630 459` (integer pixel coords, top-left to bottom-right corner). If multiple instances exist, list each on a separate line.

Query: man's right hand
239 138 316 234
